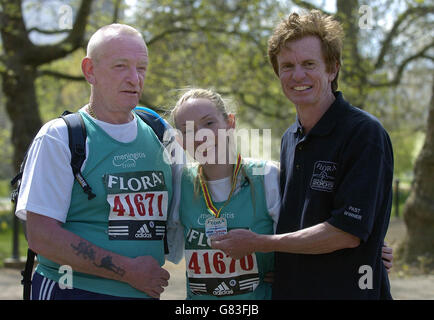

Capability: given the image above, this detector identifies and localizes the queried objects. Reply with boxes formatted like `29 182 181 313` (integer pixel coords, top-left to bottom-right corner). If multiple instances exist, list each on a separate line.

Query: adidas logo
212 281 234 296
135 224 152 239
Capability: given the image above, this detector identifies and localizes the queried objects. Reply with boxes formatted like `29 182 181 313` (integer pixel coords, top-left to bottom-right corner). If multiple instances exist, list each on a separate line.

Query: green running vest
36 111 173 298
180 160 274 300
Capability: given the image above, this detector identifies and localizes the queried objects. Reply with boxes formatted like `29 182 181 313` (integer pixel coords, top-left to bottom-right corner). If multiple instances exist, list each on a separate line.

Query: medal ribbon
199 153 242 218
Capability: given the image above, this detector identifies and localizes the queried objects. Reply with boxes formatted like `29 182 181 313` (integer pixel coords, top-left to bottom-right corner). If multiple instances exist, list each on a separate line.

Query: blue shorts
31 272 156 300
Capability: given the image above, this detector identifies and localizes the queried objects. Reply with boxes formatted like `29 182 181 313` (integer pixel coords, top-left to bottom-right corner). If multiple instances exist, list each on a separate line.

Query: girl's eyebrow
178 112 215 128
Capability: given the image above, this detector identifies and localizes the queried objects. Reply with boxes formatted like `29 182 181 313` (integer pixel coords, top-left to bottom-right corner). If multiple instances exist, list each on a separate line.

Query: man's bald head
86 24 147 63
81 24 149 121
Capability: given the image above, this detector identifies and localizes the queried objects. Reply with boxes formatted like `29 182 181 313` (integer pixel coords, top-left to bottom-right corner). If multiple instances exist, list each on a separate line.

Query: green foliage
0 101 13 179
0 208 12 231
0 208 27 266
0 180 11 198
0 0 432 181
0 225 27 267
391 184 411 218
36 50 89 122
390 131 425 178
1 0 432 272
130 0 292 140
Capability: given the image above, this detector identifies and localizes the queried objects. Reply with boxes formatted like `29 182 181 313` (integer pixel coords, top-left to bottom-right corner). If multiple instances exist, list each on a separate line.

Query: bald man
15 24 177 300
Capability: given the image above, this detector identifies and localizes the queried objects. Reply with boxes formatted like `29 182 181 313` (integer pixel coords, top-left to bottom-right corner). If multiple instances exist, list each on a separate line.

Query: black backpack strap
21 248 36 300
61 111 96 200
134 108 167 142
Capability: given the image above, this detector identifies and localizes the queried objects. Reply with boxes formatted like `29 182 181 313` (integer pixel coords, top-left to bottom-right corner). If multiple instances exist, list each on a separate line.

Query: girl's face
174 98 235 163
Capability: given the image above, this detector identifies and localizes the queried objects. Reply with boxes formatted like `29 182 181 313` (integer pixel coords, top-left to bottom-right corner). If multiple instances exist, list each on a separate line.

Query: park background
0 0 433 299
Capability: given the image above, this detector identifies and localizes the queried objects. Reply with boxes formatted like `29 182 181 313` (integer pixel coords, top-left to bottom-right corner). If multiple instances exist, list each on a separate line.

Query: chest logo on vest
197 212 234 226
310 161 337 192
112 152 146 168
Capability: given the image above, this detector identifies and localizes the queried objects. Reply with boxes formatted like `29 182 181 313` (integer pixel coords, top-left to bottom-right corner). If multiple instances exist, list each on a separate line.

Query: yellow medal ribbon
199 154 242 218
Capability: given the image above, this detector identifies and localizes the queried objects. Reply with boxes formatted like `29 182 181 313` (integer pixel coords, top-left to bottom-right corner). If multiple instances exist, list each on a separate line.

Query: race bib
104 171 168 240
185 228 259 297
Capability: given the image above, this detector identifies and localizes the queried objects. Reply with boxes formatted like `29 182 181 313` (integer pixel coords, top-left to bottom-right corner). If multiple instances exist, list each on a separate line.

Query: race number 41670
188 251 255 275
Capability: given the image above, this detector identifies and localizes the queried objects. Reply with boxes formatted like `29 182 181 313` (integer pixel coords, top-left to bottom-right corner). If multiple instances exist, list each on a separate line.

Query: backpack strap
21 248 36 300
133 106 167 142
60 111 96 200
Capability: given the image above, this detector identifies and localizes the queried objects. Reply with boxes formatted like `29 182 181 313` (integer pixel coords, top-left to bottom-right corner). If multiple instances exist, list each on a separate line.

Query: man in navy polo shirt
211 10 393 299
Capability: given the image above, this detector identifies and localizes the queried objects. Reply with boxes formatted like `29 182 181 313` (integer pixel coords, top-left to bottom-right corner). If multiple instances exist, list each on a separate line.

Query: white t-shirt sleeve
15 118 73 223
263 161 281 233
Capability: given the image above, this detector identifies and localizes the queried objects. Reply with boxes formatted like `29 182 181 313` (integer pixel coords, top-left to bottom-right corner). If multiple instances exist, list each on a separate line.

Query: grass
0 224 28 268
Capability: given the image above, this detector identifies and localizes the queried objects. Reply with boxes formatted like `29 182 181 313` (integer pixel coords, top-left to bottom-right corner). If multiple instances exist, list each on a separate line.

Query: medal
205 216 228 238
199 154 242 238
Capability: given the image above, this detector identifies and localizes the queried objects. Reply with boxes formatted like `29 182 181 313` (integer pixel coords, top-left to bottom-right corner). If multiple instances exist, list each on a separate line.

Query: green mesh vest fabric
36 111 173 298
180 160 274 300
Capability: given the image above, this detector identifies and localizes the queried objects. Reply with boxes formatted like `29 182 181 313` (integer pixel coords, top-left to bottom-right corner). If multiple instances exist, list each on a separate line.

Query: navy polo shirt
273 92 393 300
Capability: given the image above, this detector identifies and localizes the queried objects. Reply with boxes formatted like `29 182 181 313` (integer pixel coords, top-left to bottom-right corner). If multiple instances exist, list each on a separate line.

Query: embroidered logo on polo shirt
310 161 337 192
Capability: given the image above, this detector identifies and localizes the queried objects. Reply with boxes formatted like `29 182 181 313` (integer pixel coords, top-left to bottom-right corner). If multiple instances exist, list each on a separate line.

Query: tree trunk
0 0 93 171
1 65 42 171
398 76 434 269
336 0 368 108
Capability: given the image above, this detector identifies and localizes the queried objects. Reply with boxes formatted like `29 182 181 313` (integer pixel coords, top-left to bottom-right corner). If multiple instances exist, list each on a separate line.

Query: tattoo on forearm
70 241 125 277
71 241 96 261
93 256 126 277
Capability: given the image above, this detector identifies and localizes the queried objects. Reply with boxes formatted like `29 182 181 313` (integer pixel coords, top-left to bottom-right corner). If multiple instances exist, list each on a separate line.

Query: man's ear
227 113 236 129
329 61 340 82
82 57 96 85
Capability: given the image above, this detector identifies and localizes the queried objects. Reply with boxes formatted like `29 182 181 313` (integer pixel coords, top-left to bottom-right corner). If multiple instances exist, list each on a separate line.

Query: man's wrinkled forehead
87 27 147 62
102 35 147 57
